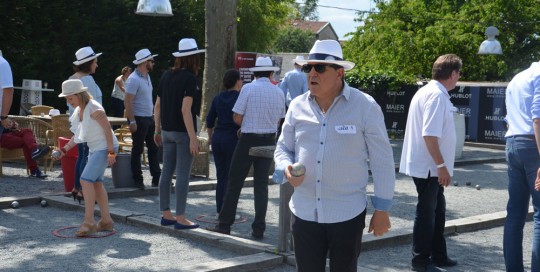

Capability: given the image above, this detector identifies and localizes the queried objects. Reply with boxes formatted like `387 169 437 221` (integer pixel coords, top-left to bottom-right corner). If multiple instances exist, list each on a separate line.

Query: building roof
291 19 329 34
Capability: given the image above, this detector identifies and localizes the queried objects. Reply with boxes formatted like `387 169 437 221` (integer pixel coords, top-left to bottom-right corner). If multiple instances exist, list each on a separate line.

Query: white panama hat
295 40 355 71
249 57 280 72
172 38 206 57
73 46 102 66
59 79 88 97
292 55 305 64
133 48 158 65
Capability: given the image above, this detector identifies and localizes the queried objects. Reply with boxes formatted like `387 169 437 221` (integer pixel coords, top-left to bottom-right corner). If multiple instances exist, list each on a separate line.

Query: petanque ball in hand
51 150 61 159
40 200 48 207
11 201 20 209
290 162 306 177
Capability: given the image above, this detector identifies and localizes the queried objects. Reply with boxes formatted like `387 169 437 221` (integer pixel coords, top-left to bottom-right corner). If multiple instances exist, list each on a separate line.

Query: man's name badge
335 125 356 134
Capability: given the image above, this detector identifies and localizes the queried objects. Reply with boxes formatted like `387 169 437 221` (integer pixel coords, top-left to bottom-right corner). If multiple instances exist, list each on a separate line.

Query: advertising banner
235 52 257 84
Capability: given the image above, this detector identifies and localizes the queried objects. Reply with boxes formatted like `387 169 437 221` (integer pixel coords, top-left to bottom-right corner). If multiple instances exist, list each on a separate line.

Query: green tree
273 27 315 53
343 0 540 82
237 0 293 52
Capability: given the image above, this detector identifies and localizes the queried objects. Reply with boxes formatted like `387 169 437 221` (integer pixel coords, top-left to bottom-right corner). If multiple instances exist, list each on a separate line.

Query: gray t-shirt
125 69 154 117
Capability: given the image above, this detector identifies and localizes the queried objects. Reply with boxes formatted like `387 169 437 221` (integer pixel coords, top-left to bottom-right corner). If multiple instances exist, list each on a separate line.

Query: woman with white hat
55 79 118 237
68 46 104 203
154 38 204 229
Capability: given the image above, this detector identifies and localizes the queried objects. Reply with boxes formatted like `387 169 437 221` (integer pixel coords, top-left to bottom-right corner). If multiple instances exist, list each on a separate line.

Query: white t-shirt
399 80 456 178
70 100 118 152
0 56 14 115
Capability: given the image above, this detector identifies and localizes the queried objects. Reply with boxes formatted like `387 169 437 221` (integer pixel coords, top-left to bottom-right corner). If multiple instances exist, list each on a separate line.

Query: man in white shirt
274 40 395 272
400 54 462 271
0 55 14 135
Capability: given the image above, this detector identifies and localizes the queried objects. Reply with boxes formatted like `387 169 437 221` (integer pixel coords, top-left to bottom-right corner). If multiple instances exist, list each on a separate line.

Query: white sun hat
295 40 355 71
249 57 280 72
172 38 206 57
73 46 102 66
59 79 88 97
292 55 305 64
133 48 158 65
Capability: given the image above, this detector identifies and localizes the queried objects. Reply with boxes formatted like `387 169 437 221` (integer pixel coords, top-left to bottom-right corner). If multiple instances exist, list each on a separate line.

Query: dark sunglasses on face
301 63 342 73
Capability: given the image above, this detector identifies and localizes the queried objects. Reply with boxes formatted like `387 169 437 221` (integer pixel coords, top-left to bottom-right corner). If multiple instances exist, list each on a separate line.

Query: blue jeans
412 175 448 266
158 131 193 216
504 136 540 272
74 143 89 190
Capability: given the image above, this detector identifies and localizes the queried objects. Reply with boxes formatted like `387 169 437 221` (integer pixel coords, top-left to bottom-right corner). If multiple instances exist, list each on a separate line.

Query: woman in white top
55 79 119 237
111 66 132 118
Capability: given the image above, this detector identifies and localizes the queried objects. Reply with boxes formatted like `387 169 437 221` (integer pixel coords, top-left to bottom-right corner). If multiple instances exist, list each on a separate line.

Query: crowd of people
1 38 540 271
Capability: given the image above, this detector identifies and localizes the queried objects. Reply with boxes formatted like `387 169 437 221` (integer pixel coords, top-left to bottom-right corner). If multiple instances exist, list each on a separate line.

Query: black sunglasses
301 63 341 73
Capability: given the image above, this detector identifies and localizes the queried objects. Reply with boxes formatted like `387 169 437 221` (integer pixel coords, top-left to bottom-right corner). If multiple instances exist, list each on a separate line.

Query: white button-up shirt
274 83 395 223
233 77 286 133
399 80 456 178
505 62 540 137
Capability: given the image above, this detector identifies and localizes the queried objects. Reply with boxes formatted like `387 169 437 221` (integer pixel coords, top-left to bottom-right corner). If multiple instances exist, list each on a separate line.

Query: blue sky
316 0 375 40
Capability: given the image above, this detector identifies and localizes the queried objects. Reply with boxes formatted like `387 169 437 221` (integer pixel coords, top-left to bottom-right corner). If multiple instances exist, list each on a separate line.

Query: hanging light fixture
136 0 173 16
478 26 502 55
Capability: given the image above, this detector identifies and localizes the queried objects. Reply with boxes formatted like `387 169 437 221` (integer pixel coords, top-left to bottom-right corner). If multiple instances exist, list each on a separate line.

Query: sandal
96 220 114 232
75 223 97 237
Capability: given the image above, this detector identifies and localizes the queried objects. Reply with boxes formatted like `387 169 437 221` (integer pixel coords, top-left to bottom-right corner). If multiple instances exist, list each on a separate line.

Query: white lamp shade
478 26 502 55
136 0 173 16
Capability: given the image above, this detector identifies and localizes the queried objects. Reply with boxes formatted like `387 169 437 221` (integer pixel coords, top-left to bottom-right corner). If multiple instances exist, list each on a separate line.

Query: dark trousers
412 175 448 265
111 97 125 118
74 143 89 190
131 116 161 185
212 140 238 213
292 210 367 272
218 133 274 234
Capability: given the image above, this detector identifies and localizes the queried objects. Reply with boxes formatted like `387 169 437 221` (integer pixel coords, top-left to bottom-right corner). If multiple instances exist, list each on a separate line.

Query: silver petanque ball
476 185 481 190
290 162 306 177
51 150 61 159
40 200 48 207
11 201 20 209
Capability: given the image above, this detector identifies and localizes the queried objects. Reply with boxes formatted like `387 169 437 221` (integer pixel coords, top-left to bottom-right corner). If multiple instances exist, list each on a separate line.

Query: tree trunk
202 0 237 132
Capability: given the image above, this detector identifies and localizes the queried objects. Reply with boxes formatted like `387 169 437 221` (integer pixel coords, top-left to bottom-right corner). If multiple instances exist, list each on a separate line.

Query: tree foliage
273 27 316 53
237 0 293 53
343 0 540 82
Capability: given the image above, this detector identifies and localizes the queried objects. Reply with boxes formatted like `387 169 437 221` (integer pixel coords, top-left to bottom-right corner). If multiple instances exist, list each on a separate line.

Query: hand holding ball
290 162 306 177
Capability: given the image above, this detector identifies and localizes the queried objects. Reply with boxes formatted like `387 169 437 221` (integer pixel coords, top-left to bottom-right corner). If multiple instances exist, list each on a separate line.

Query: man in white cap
124 48 161 189
274 40 395 271
207 56 286 240
279 55 308 107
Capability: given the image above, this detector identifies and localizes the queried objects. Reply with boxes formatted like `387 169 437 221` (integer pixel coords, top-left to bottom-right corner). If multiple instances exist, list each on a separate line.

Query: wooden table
249 145 294 253
28 115 126 126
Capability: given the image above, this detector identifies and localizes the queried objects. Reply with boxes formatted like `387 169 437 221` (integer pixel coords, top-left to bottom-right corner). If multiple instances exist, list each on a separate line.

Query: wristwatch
126 119 136 125
0 116 7 120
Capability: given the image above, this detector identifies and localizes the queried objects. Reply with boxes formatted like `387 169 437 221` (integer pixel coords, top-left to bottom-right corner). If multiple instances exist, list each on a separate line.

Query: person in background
55 79 118 237
0 53 14 137
274 40 395 272
111 66 132 119
207 56 285 240
206 69 242 219
400 54 462 271
503 59 540 272
0 119 49 178
125 48 161 189
278 55 308 107
154 38 204 229
69 46 104 203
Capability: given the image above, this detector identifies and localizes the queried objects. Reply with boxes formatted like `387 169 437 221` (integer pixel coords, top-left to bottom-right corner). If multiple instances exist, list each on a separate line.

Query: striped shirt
274 83 395 224
233 77 286 133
